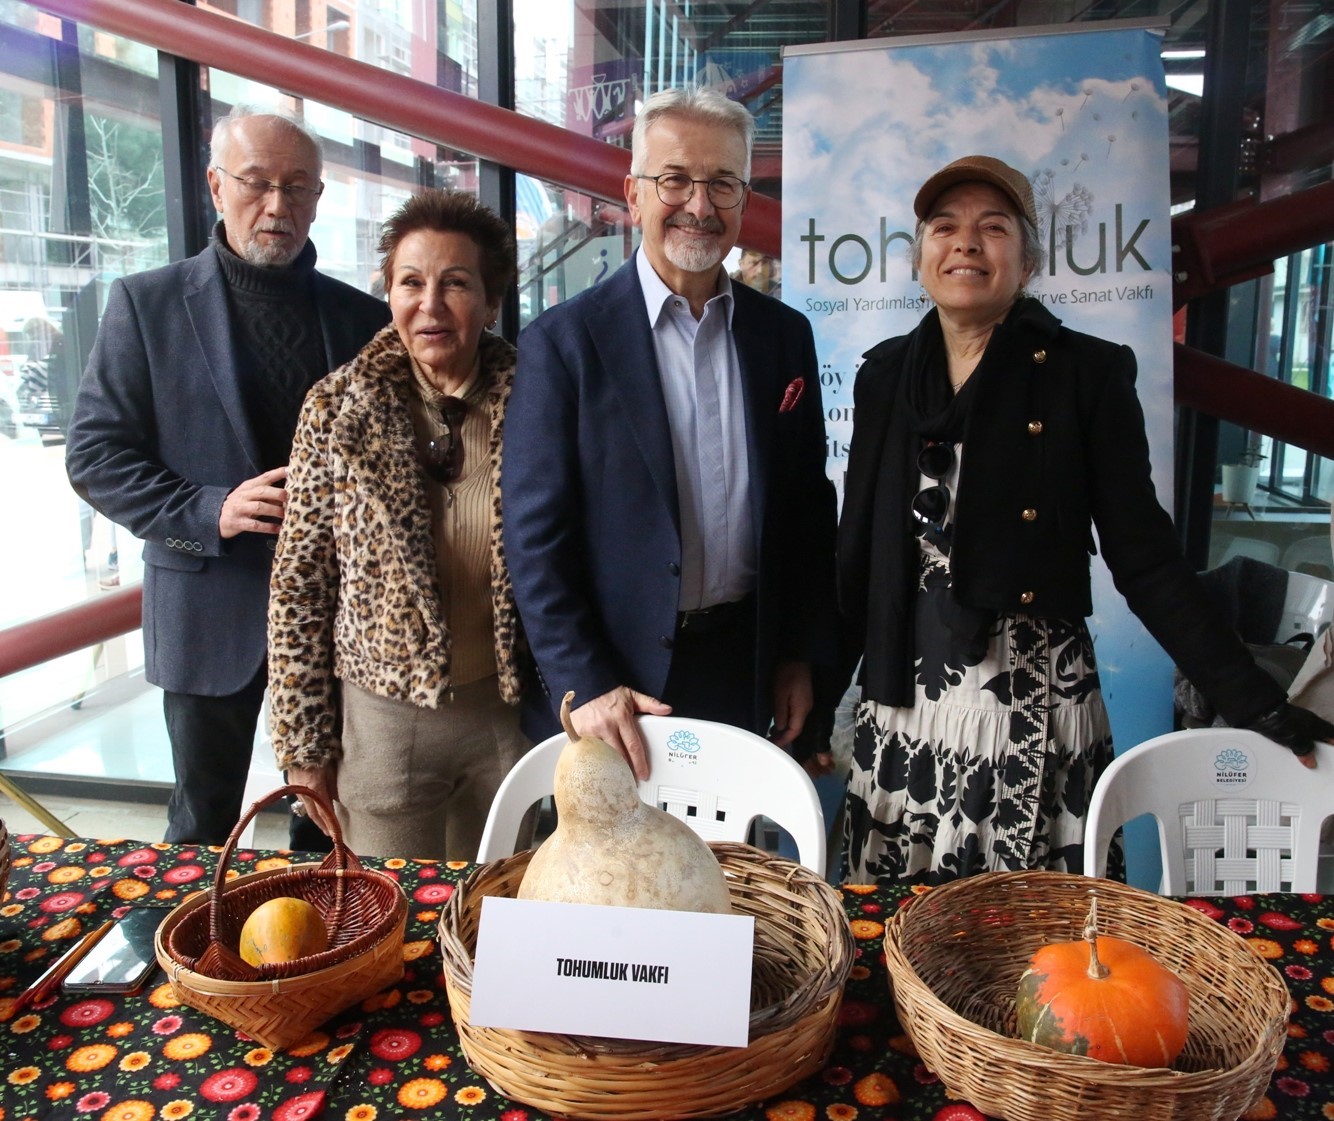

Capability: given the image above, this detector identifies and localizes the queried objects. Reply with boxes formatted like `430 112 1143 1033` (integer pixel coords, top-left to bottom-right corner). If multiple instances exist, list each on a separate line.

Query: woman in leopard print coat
268 191 530 860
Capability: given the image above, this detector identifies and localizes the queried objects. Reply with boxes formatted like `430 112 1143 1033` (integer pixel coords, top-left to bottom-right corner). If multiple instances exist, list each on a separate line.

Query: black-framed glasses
212 166 324 206
422 397 467 484
911 441 956 534
635 173 749 209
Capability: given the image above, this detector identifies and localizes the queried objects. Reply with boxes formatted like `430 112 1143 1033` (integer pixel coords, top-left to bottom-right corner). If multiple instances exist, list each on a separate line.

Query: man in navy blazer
65 107 389 845
504 87 837 778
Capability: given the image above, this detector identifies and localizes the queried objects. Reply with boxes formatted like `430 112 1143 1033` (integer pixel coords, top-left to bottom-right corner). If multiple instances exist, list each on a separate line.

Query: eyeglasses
422 397 467 484
212 166 324 207
635 173 749 209
911 441 955 535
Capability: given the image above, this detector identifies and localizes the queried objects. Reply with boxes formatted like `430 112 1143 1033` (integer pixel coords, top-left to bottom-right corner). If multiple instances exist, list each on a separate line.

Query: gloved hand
1245 701 1334 766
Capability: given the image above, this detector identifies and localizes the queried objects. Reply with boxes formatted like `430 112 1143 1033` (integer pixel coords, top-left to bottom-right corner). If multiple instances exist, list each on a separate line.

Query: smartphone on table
62 908 166 995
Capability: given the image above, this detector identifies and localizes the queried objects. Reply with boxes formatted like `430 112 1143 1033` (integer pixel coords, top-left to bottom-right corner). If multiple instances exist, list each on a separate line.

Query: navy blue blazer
65 242 390 696
503 256 837 739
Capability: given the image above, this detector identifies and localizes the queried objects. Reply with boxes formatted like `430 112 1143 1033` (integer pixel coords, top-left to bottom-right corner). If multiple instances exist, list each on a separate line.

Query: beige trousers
336 677 531 861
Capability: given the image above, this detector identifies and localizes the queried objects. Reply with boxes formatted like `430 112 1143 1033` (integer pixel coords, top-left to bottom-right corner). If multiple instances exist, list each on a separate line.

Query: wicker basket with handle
153 785 408 1050
438 841 855 1121
883 870 1290 1121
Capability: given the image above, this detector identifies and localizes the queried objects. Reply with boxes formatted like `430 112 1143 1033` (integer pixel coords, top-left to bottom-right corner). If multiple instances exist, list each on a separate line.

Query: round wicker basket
154 786 408 1050
439 842 854 1121
0 817 10 901
883 870 1290 1121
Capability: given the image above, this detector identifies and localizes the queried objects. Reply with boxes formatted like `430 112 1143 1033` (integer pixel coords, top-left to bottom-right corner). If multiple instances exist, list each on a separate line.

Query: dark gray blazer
65 242 389 696
503 256 838 740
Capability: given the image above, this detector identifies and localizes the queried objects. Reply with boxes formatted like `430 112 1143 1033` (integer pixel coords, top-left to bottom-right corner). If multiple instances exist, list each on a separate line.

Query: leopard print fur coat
268 326 525 771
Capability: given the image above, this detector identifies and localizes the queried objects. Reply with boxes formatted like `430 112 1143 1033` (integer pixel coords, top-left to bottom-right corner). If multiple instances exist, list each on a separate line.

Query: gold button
1033 349 1047 364
1027 420 1043 435
1021 508 1037 522
1020 591 1035 605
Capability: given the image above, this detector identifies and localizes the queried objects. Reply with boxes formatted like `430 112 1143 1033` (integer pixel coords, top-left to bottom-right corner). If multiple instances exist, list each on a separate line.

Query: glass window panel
0 11 159 736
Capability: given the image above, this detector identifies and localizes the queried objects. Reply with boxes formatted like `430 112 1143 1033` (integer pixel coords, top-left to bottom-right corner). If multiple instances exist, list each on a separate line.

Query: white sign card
469 896 755 1047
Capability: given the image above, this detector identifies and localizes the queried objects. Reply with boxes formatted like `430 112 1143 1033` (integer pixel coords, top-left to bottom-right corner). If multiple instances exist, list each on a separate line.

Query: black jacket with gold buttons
837 298 1283 728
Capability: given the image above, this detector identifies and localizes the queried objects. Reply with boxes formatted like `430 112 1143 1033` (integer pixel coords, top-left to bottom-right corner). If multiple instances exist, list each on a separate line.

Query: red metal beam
0 585 142 680
1171 180 1334 309
30 0 781 256
1174 344 1334 460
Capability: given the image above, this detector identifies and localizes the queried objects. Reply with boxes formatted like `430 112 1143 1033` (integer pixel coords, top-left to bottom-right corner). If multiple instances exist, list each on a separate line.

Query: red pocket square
779 377 805 413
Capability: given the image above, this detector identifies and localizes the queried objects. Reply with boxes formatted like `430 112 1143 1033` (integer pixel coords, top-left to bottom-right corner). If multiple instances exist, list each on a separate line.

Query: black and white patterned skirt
844 553 1118 885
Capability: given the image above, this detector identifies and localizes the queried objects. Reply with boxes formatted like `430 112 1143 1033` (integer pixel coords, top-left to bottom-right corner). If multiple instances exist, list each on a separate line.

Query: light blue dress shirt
635 249 756 612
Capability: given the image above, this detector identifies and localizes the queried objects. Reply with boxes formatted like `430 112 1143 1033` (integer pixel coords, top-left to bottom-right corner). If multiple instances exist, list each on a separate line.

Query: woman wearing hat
835 154 1333 884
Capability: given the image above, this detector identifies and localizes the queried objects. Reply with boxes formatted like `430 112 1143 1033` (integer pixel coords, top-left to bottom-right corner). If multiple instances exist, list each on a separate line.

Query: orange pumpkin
238 897 330 967
1015 896 1189 1067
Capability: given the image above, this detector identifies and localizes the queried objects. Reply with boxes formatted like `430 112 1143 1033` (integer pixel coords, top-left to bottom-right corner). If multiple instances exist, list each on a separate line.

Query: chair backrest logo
1212 746 1253 789
666 729 702 764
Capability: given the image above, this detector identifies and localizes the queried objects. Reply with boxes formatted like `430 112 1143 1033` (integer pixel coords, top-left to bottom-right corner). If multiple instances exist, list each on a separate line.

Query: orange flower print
46 1081 77 1100
101 1098 155 1121
402 941 434 962
48 866 86 884
119 1051 152 1071
147 983 181 1009
406 989 435 1004
1316 918 1334 931
162 1101 194 1119
286 1032 331 1058
1300 1050 1330 1072
90 867 114 879
397 1078 448 1108
28 836 65 854
826 1105 859 1120
245 1048 274 1066
1306 995 1334 1012
1324 1105 1334 1120
327 1044 354 1064
414 910 439 923
1247 939 1283 960
108 1022 136 1038
1295 939 1318 954
1322 977 1334 996
43 917 84 941
345 1107 377 1121
423 1054 453 1072
852 1073 900 1106
445 860 469 871
67 1044 118 1072
10 1014 41 1034
848 965 871 981
848 920 884 940
7 1068 41 1085
456 1088 487 1105
254 857 292 872
112 879 150 901
765 1102 815 1121
162 1032 212 1060
842 885 877 896
384 859 408 870
1241 1096 1278 1120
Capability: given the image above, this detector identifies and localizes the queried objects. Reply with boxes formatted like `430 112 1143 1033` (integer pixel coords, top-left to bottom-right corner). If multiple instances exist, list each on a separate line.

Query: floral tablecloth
1 834 1332 1121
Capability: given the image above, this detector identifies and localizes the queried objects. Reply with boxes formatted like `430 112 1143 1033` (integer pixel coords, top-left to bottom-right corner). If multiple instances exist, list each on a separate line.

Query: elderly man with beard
504 86 837 780
66 106 389 845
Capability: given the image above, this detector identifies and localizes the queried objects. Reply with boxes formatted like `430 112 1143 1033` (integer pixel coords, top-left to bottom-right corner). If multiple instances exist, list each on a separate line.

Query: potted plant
1221 442 1267 506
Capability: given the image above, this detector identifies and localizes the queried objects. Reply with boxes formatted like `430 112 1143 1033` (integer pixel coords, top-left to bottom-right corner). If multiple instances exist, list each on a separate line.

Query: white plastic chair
476 715 827 874
1084 728 1334 894
1280 534 1333 578
1276 570 1334 643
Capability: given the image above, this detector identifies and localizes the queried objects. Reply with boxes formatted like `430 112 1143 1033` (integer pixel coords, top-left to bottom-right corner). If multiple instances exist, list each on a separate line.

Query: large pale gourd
518 692 732 914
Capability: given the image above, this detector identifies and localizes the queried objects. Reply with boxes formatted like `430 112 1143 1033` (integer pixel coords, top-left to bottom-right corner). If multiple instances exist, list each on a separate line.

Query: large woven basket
0 817 10 900
154 786 408 1050
883 870 1290 1121
439 842 854 1120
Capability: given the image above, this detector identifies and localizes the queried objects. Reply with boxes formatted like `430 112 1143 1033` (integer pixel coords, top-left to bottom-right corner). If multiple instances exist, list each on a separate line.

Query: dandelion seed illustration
1032 168 1094 256
1123 81 1140 102
1092 112 1101 122
1107 134 1116 157
1059 158 1070 167
1080 85 1093 110
1055 107 1065 132
1072 152 1089 174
